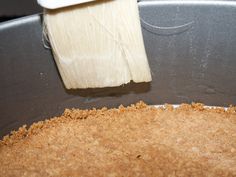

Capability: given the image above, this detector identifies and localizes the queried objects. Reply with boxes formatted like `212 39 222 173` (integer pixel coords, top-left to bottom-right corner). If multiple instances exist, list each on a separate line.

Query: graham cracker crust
0 102 236 176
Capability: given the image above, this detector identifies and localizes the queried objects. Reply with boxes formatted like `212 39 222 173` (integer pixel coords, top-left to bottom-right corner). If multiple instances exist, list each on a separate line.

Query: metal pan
0 0 236 137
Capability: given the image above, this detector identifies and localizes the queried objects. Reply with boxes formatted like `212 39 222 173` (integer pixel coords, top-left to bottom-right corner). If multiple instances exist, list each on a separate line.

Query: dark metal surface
0 1 236 137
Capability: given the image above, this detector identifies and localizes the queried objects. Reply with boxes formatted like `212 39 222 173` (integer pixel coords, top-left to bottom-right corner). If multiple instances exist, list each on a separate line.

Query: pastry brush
38 0 152 89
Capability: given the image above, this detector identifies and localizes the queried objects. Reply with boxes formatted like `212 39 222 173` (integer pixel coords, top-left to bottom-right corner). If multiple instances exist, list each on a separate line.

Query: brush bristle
44 0 152 89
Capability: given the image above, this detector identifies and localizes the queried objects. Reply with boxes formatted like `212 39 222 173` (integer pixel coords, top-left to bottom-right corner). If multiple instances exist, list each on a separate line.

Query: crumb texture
0 102 236 177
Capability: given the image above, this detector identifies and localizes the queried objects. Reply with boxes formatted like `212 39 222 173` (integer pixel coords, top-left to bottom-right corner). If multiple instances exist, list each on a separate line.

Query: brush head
43 0 152 89
37 0 95 9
